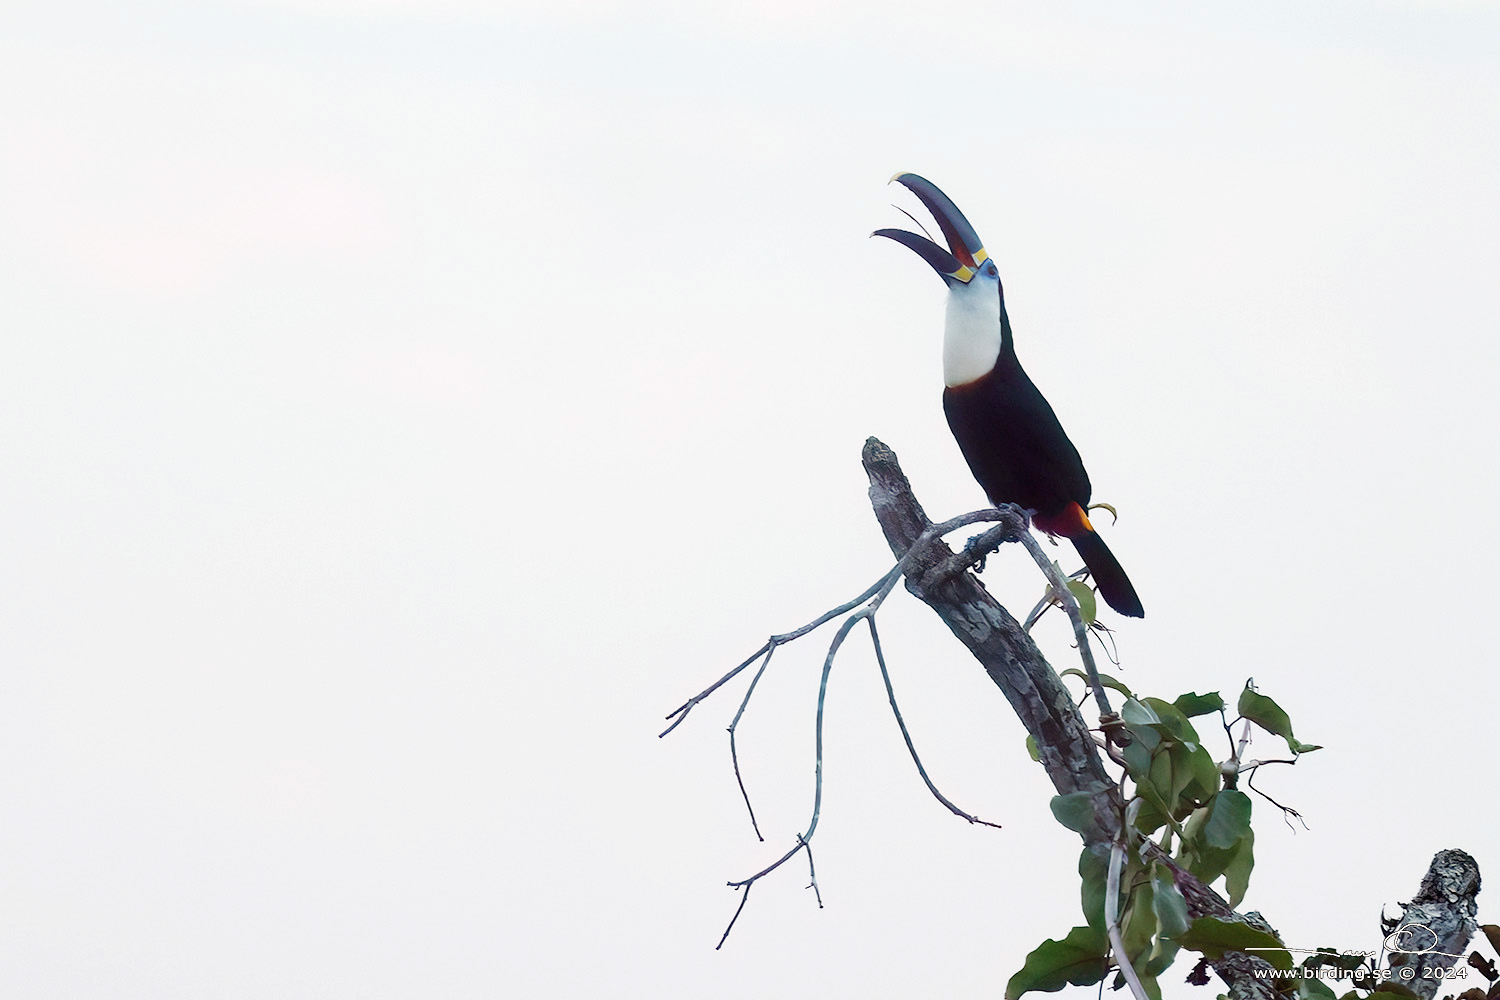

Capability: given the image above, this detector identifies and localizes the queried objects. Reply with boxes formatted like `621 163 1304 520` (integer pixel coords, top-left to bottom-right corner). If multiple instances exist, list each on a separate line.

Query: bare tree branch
716 835 823 950
662 495 1022 942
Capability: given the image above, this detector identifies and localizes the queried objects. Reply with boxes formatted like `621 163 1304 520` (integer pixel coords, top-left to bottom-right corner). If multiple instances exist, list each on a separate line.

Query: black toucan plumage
874 173 1144 618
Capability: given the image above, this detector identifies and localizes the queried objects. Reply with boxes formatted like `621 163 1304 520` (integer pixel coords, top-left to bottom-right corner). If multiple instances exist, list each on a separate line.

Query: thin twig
804 613 867 845
716 882 754 950
1243 758 1299 770
728 839 810 890
1090 623 1121 667
801 834 823 907
659 567 903 737
661 641 772 738
1093 733 1130 769
1235 717 1253 765
727 645 776 840
1244 763 1308 831
659 570 892 737
867 616 1002 828
1219 709 1235 752
718 835 821 948
1232 679 1257 765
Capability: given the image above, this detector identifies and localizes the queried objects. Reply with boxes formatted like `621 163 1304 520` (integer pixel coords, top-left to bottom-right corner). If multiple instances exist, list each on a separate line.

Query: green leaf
1201 789 1252 850
1166 743 1214 812
1004 925 1110 999
1121 878 1157 964
1143 865 1185 977
1110 970 1163 1000
1238 685 1317 755
1237 686 1291 736
1125 722 1163 757
1131 775 1176 836
1185 744 1223 803
1184 846 1230 886
1301 948 1366 973
1066 579 1098 624
1050 792 1097 837
1294 975 1338 999
1140 953 1176 983
1025 734 1040 762
1185 841 1241 887
1150 864 1190 939
1141 697 1203 744
1224 827 1255 907
1143 941 1180 980
1120 737 1154 784
1170 916 1292 971
1148 750 1179 813
1079 847 1109 932
1172 692 1226 717
1119 706 1216 835
1121 698 1161 727
1129 796 1169 838
1060 668 1133 699
1180 795 1251 886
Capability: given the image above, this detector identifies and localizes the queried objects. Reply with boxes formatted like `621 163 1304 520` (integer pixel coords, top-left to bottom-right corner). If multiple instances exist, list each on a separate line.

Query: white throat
943 278 1002 387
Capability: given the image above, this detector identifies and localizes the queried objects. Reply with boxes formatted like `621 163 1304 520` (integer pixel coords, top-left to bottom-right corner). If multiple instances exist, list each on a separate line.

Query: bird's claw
964 532 1004 572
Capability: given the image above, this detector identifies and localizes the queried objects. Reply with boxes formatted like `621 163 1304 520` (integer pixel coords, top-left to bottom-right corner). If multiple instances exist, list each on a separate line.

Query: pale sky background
4 1 1499 997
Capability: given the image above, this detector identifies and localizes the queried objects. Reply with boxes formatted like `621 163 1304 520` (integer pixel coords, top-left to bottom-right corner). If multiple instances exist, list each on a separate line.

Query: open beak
872 172 990 285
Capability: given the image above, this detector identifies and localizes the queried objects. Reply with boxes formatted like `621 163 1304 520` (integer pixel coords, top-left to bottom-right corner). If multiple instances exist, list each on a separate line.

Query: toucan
874 172 1145 618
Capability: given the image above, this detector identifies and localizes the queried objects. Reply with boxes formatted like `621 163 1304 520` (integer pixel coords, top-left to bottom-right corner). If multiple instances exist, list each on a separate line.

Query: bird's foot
963 532 1005 573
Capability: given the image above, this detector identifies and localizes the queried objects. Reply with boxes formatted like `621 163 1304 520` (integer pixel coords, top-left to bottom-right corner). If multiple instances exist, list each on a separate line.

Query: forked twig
717 835 820 949
661 505 1017 740
667 505 1026 943
1244 762 1308 831
658 565 900 739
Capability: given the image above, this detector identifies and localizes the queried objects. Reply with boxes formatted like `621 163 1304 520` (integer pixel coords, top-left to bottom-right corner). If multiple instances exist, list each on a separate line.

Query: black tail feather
1070 530 1144 618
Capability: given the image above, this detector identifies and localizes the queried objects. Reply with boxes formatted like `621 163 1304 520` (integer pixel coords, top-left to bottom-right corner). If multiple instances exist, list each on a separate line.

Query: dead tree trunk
862 436 1282 999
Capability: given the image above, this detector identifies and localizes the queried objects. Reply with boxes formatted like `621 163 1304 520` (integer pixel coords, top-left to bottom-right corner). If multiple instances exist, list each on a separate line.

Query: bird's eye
985 262 997 276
